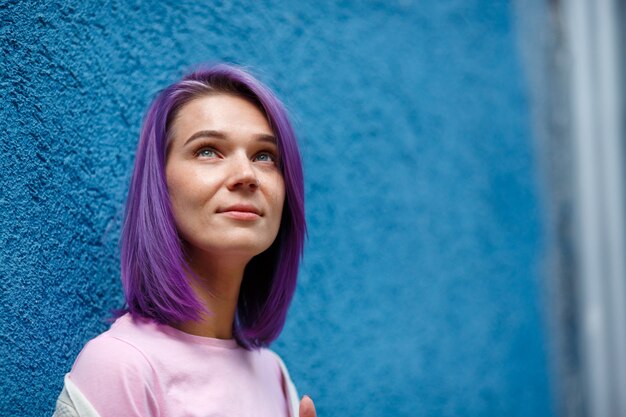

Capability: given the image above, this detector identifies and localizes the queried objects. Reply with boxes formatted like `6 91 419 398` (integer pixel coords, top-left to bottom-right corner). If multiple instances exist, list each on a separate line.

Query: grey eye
198 148 217 158
254 152 275 162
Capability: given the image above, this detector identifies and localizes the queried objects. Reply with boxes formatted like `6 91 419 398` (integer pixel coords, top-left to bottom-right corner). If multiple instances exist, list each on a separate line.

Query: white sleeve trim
52 374 101 417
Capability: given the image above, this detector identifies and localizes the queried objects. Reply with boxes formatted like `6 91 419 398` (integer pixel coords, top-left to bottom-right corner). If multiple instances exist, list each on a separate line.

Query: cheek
272 179 286 222
260 173 285 227
166 166 208 220
166 169 189 211
269 172 285 201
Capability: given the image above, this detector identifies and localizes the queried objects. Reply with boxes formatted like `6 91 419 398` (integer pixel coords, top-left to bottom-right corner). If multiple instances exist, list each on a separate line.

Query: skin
300 395 317 417
165 94 317 416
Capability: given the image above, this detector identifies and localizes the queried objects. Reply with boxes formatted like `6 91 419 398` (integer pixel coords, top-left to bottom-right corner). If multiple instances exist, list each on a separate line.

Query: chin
182 226 279 262
199 238 276 259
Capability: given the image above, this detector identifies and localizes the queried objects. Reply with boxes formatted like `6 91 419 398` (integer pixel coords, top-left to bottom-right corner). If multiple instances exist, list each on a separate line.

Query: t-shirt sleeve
268 350 300 417
69 334 163 417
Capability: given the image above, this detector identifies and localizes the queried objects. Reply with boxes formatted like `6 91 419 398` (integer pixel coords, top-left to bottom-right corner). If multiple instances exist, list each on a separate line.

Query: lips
217 204 262 220
218 204 261 215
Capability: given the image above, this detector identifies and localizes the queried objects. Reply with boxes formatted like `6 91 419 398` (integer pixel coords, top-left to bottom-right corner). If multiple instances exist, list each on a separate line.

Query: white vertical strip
565 0 626 416
566 1 610 417
595 0 626 415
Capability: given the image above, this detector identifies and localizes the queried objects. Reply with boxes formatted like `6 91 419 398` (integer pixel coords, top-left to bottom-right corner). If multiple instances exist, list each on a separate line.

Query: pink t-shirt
69 314 290 417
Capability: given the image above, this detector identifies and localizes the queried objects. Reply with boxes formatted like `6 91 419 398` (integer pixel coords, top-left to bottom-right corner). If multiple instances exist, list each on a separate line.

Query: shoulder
241 348 292 387
69 333 163 417
262 349 289 371
263 349 300 417
71 313 165 372
70 316 160 388
264 349 295 383
71 332 155 379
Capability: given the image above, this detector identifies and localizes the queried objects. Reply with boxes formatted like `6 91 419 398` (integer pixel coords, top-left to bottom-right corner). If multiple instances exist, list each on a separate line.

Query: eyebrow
183 130 277 147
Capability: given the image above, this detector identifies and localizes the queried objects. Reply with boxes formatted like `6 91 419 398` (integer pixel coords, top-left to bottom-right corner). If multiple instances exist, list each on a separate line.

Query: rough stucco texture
1 1 553 416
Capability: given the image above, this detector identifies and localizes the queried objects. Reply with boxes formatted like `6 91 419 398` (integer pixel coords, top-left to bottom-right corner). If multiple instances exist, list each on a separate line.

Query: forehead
171 94 272 137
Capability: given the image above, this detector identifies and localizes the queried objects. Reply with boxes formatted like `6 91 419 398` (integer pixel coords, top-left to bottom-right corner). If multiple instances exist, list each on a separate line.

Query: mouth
217 204 262 220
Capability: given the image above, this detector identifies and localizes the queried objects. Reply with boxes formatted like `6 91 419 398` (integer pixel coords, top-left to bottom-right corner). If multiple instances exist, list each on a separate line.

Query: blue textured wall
1 1 553 416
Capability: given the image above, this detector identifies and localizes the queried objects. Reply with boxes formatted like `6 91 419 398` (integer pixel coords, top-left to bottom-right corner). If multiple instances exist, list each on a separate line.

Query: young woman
54 64 316 417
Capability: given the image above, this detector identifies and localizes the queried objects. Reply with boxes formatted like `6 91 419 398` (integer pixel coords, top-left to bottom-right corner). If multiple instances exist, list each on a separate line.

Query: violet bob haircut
119 64 306 349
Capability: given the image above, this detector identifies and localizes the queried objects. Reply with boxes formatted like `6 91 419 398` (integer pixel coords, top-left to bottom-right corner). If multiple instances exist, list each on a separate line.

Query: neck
174 249 251 339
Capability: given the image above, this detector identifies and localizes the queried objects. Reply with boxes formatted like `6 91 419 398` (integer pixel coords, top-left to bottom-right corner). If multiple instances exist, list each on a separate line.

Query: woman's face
165 94 285 265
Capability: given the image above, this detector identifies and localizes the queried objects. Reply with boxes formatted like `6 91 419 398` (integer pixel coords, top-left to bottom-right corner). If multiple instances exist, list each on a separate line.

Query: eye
253 151 277 163
196 147 218 158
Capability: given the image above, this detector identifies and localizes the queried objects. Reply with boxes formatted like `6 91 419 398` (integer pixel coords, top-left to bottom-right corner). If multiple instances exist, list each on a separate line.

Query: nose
226 154 259 191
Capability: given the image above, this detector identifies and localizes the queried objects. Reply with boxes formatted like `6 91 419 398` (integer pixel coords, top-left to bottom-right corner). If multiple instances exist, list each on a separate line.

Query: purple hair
120 64 306 349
